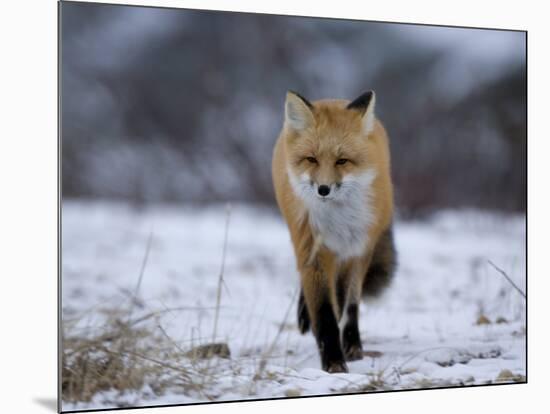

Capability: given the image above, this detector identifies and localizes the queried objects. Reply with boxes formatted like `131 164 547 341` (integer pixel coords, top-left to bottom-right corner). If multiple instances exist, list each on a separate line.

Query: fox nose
318 185 331 197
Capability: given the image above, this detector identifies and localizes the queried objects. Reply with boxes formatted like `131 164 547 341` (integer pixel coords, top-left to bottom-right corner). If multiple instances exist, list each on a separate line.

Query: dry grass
61 305 210 404
61 301 242 406
62 206 237 407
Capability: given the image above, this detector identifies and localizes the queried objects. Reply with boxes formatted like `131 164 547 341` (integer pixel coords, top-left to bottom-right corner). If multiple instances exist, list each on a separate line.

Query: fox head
284 90 378 204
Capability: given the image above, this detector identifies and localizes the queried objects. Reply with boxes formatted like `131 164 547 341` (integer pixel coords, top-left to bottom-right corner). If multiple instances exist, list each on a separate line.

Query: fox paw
344 344 364 362
325 360 349 374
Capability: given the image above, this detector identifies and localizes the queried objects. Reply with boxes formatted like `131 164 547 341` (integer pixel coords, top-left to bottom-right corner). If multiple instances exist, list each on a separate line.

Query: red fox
272 90 396 373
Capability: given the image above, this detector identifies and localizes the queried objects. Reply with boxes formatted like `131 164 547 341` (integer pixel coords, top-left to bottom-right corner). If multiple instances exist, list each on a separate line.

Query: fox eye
306 157 318 164
336 158 348 165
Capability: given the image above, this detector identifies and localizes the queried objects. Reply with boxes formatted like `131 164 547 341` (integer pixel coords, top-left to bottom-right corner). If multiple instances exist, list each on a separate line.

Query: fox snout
311 168 343 199
313 181 342 199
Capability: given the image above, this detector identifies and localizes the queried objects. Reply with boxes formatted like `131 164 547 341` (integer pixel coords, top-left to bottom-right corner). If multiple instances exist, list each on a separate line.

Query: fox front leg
342 303 363 361
300 260 347 373
341 258 371 361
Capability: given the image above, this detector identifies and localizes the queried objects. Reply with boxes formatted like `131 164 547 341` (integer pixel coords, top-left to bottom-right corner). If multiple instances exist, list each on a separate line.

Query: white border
63 0 529 30
1 0 546 413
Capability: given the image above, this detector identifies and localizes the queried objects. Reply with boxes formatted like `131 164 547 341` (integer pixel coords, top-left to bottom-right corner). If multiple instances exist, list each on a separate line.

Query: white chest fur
288 168 377 260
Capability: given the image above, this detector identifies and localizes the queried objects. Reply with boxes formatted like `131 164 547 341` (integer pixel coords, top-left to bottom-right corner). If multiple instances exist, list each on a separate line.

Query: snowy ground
61 201 526 411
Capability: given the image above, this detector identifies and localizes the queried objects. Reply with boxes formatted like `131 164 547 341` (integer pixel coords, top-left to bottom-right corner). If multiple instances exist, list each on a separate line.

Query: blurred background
61 2 526 217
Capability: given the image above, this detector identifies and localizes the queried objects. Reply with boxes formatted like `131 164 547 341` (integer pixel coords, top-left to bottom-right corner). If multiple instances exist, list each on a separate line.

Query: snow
61 201 526 411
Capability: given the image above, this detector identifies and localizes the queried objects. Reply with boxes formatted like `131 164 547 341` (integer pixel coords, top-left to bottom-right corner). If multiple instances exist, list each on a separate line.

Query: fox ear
347 90 376 135
285 91 314 131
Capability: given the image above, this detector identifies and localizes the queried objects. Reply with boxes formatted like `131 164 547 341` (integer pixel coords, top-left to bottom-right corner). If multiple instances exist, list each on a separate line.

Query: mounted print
59 1 527 412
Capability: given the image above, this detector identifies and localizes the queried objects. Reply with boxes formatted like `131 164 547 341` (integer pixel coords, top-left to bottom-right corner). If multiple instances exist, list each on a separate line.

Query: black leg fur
316 298 347 373
297 289 310 334
342 304 363 361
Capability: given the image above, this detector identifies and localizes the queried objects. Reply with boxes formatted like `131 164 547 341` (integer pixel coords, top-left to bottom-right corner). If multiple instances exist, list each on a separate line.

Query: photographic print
59 1 526 411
